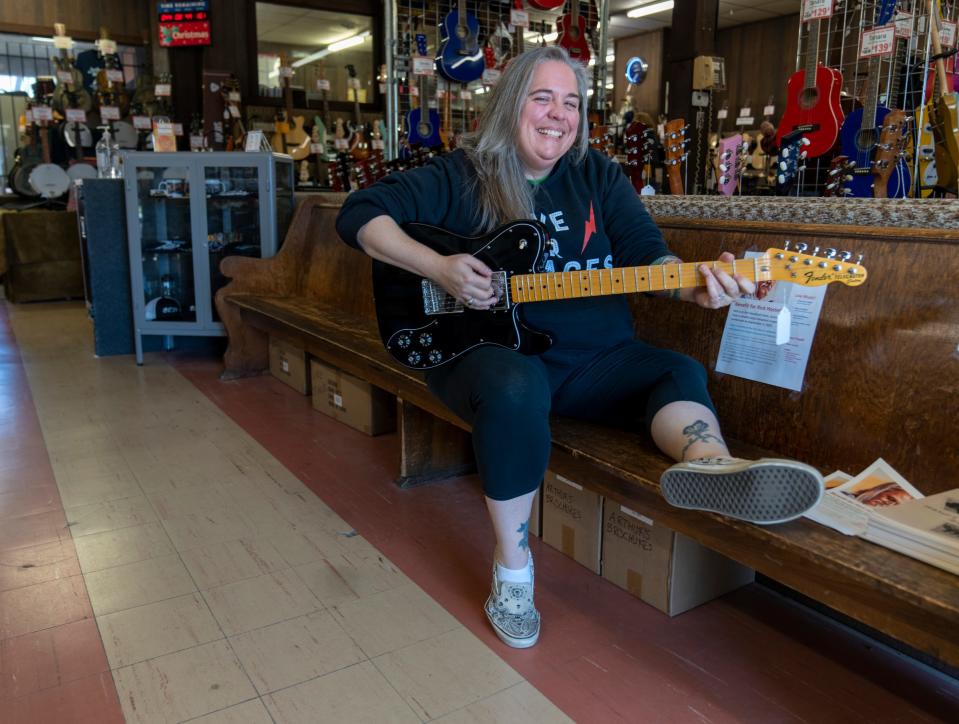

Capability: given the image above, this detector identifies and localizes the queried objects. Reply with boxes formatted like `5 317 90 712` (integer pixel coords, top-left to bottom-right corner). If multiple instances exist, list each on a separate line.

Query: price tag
56 70 73 84
372 139 384 150
32 105 53 122
510 9 530 28
460 89 472 100
227 92 240 102
436 88 446 99
802 0 833 21
942 21 957 48
735 116 754 126
106 69 124 83
334 138 349 150
97 38 117 55
379 82 386 93
173 123 184 136
244 129 264 151
316 79 330 91
279 66 294 78
859 26 895 58
482 68 502 85
894 12 913 39
763 104 775 116
310 143 324 154
53 34 73 50
155 83 171 97
412 56 434 76
717 108 728 119
228 104 240 118
348 77 361 90
133 115 152 129
100 105 120 120
739 107 751 117
65 108 87 123
190 134 206 149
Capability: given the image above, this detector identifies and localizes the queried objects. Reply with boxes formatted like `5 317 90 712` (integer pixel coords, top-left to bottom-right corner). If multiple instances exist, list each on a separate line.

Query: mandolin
373 220 868 371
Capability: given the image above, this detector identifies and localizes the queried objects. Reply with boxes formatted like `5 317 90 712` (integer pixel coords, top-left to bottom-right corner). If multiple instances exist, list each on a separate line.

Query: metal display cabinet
122 151 294 364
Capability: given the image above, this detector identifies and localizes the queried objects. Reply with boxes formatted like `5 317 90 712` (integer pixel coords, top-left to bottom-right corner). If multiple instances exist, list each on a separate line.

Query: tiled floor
2 299 958 723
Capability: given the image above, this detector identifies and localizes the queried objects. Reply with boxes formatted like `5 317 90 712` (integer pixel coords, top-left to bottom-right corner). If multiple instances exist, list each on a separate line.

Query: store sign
942 21 957 48
894 12 912 39
158 1 211 47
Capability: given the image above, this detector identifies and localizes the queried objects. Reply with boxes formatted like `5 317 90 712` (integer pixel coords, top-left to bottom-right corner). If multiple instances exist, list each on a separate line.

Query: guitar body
528 0 565 8
839 106 910 198
373 221 553 369
776 64 843 158
436 9 484 83
405 106 443 148
557 13 590 65
930 93 959 192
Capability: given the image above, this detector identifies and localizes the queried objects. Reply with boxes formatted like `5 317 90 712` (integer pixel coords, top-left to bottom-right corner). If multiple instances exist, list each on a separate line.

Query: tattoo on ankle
680 420 725 459
516 521 529 552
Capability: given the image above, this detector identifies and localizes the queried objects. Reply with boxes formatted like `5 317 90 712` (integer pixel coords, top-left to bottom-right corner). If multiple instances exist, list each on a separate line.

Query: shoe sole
660 460 824 525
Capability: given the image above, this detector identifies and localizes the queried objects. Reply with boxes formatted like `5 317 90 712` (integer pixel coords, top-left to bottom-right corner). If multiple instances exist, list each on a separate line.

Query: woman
336 47 823 649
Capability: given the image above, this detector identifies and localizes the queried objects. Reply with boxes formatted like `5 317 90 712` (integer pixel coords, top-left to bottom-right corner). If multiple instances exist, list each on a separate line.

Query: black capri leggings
425 339 715 501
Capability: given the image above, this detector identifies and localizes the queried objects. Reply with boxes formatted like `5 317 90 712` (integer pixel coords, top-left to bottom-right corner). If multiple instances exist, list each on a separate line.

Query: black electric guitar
373 221 869 370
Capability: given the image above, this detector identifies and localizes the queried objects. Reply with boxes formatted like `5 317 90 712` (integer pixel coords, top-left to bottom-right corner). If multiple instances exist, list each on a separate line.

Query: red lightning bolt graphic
581 201 597 254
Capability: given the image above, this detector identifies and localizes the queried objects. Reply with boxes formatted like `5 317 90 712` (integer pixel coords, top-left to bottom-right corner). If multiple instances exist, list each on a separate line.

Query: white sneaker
660 457 824 525
484 554 540 648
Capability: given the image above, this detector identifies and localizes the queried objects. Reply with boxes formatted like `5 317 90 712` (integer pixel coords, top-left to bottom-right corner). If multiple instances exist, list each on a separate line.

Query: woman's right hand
433 253 498 309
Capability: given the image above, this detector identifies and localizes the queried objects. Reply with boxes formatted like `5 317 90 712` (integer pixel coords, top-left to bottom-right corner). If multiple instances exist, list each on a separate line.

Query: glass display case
122 151 294 364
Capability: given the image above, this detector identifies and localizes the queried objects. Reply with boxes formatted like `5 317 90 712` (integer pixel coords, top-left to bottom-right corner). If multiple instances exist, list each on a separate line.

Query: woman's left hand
689 251 756 309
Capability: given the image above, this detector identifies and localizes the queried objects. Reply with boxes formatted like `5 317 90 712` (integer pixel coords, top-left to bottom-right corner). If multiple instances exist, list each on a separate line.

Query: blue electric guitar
436 0 484 83
838 0 910 197
406 33 443 149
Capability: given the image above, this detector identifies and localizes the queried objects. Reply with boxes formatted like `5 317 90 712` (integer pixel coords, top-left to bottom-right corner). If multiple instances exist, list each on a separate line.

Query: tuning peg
800 137 811 147
798 164 807 172
720 175 730 184
783 240 792 250
838 251 852 262
777 174 787 184
798 151 808 160
811 245 820 256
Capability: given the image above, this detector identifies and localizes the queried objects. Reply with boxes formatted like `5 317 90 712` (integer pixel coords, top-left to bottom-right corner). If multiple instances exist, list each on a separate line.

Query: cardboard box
528 485 542 538
310 360 396 436
269 337 310 395
602 501 754 616
541 470 603 574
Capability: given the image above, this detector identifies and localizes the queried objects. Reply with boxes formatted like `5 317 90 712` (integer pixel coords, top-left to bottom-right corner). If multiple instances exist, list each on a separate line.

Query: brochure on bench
864 490 959 576
804 458 924 536
714 251 827 392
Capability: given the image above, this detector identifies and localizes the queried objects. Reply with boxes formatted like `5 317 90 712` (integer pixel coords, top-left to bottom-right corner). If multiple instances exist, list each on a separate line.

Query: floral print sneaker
484 554 540 648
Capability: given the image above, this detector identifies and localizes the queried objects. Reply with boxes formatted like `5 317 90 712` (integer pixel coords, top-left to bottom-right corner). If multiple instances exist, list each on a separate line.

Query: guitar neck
510 258 769 303
803 20 821 90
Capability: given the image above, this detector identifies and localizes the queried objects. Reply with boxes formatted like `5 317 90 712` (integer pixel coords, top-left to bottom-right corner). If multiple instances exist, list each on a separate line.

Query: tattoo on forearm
680 420 725 459
517 521 530 552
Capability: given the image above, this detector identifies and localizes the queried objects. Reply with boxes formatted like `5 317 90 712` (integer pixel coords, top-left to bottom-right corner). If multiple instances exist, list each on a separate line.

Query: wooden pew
216 193 959 671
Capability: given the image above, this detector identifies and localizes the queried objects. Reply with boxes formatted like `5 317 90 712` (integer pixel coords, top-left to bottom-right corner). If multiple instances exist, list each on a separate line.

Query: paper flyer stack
803 458 959 576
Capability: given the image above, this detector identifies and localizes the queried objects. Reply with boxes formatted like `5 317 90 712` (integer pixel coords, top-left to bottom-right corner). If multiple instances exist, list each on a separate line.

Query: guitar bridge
421 271 511 315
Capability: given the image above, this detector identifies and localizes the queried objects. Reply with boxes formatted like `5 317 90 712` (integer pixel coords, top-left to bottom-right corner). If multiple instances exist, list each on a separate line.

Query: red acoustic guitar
528 0 564 8
557 1 590 66
776 16 843 159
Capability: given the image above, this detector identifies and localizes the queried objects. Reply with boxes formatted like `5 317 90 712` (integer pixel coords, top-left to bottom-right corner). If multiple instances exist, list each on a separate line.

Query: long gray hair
457 46 589 232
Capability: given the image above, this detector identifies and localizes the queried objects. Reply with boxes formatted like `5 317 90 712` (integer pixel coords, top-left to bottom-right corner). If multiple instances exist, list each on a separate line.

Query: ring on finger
465 296 474 306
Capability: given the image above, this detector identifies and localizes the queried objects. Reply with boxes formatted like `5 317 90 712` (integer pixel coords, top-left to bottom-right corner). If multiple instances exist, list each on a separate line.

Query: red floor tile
0 618 110 701
4 671 124 724
0 483 62 521
0 539 80 593
0 575 92 640
0 509 70 552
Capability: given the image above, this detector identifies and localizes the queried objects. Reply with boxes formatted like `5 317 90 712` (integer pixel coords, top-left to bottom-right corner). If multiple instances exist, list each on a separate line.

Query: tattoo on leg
680 419 725 459
516 521 530 552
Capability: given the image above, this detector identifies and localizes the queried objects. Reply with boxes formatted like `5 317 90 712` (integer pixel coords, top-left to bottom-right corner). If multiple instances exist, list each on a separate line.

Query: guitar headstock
415 33 428 58
716 133 744 195
873 109 911 184
764 243 868 287
823 154 855 196
775 131 810 194
664 118 688 168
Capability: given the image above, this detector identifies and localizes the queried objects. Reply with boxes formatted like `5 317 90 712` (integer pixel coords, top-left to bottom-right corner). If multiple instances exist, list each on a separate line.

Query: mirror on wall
254 2 375 105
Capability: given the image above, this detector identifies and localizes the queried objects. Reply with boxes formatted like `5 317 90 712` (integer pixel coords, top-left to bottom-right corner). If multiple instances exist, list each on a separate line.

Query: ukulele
436 0 484 84
927 0 959 194
664 118 687 195
558 1 591 65
776 12 843 159
346 64 370 161
838 0 908 197
406 34 443 149
373 220 868 371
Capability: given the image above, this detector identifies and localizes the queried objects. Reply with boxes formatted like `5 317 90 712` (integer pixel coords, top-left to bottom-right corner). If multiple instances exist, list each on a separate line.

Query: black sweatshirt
336 148 673 385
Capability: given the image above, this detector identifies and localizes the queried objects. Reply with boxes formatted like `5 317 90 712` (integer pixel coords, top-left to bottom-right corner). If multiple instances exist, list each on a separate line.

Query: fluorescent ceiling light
289 30 371 69
32 36 55 42
627 0 674 19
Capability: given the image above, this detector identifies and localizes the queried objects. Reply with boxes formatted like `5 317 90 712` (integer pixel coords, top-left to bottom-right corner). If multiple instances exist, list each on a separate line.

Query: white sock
496 554 532 583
